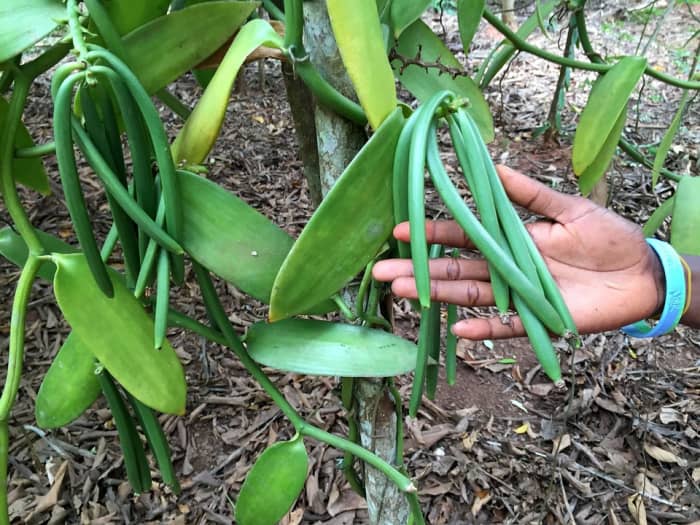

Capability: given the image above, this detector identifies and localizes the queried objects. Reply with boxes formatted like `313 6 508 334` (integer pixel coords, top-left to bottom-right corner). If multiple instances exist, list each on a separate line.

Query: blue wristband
622 238 686 338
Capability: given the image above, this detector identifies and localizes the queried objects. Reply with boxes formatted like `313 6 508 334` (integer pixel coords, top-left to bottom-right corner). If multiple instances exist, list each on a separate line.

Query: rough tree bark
299 2 410 523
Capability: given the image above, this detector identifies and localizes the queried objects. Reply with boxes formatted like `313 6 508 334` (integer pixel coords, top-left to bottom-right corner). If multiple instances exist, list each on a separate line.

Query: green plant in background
0 0 698 524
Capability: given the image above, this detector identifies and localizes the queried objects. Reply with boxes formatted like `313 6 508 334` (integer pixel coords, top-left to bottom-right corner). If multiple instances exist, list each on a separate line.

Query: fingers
392 220 475 249
390 277 495 306
372 258 489 282
495 165 593 223
452 316 527 339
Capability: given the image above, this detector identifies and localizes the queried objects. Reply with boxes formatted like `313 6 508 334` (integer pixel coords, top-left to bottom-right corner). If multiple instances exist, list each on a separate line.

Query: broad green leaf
246 319 418 376
52 253 187 415
270 108 405 321
122 1 258 94
393 20 494 142
171 19 283 164
35 333 101 428
0 97 51 196
642 195 675 237
652 91 689 186
573 56 646 175
0 227 76 281
177 171 335 313
235 436 308 525
457 0 485 53
100 0 171 35
0 0 65 63
327 0 397 130
671 176 700 256
477 1 556 88
577 107 626 195
390 0 431 38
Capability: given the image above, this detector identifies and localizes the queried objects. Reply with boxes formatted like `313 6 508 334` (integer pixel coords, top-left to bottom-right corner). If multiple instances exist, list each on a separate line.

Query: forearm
680 255 700 329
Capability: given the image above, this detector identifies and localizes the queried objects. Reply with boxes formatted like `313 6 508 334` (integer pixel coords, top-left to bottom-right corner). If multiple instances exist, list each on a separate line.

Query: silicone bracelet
622 239 686 338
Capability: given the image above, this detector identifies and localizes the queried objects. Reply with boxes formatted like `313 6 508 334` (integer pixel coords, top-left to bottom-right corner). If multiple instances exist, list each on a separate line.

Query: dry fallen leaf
634 473 661 498
627 493 647 525
552 433 571 454
471 489 491 516
643 443 688 467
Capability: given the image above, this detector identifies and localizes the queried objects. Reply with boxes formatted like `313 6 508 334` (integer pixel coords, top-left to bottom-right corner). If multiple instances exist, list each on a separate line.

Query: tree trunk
300 3 410 523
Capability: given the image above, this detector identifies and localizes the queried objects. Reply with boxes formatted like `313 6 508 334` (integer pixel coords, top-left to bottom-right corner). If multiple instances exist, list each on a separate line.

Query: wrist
623 239 686 338
649 244 666 318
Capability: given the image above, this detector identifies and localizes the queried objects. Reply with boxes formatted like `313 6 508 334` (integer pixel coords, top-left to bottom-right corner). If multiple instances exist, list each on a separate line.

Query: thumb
495 165 590 222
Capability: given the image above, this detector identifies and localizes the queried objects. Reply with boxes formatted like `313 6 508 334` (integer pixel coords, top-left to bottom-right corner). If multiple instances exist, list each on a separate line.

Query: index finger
393 220 475 249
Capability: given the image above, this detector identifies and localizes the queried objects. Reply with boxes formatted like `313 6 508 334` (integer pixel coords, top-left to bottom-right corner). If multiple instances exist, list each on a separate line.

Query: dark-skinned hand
373 165 665 340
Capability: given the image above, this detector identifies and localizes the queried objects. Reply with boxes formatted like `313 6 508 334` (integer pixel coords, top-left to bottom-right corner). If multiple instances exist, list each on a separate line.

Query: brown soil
2 2 699 524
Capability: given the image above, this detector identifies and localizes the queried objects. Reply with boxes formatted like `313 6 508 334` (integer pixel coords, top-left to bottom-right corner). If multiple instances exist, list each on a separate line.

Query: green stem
333 294 357 321
0 255 41 525
155 88 192 120
67 0 89 60
262 0 284 21
618 138 682 182
191 262 415 492
283 0 304 51
0 73 44 255
482 8 700 90
166 309 228 346
14 141 56 158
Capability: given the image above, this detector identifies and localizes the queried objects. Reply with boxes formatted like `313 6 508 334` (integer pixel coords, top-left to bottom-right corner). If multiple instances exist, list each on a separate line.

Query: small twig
388 47 467 80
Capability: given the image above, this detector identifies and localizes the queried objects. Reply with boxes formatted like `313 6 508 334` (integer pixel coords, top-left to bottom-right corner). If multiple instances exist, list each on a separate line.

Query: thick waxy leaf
642 196 675 237
122 1 258 94
457 0 485 53
577 107 626 195
652 91 689 186
0 227 76 281
235 436 308 525
671 176 700 256
172 19 283 164
0 0 65 63
393 20 494 142
327 0 397 129
35 333 101 428
0 97 50 196
246 319 418 376
390 0 430 38
573 57 646 175
270 108 404 320
100 0 171 35
177 170 331 315
52 253 187 415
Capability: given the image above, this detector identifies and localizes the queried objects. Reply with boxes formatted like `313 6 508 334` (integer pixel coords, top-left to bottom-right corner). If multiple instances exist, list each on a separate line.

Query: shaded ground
1 2 699 524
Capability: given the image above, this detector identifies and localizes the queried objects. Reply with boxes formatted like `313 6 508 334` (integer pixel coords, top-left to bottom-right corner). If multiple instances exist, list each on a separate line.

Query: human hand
373 165 665 340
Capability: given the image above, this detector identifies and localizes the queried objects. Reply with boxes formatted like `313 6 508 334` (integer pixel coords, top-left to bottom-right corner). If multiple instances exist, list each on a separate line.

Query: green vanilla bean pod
53 72 114 297
393 109 420 259
423 115 566 334
126 394 181 493
88 65 157 256
79 83 140 284
446 116 510 313
460 111 578 340
408 307 432 418
454 110 541 292
154 248 170 350
134 194 166 299
512 292 563 385
408 90 454 309
424 243 444 400
86 47 182 241
445 305 458 385
97 370 152 493
70 120 182 255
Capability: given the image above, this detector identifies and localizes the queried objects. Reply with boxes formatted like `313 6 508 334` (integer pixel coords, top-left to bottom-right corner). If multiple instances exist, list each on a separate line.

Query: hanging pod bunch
393 91 579 412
